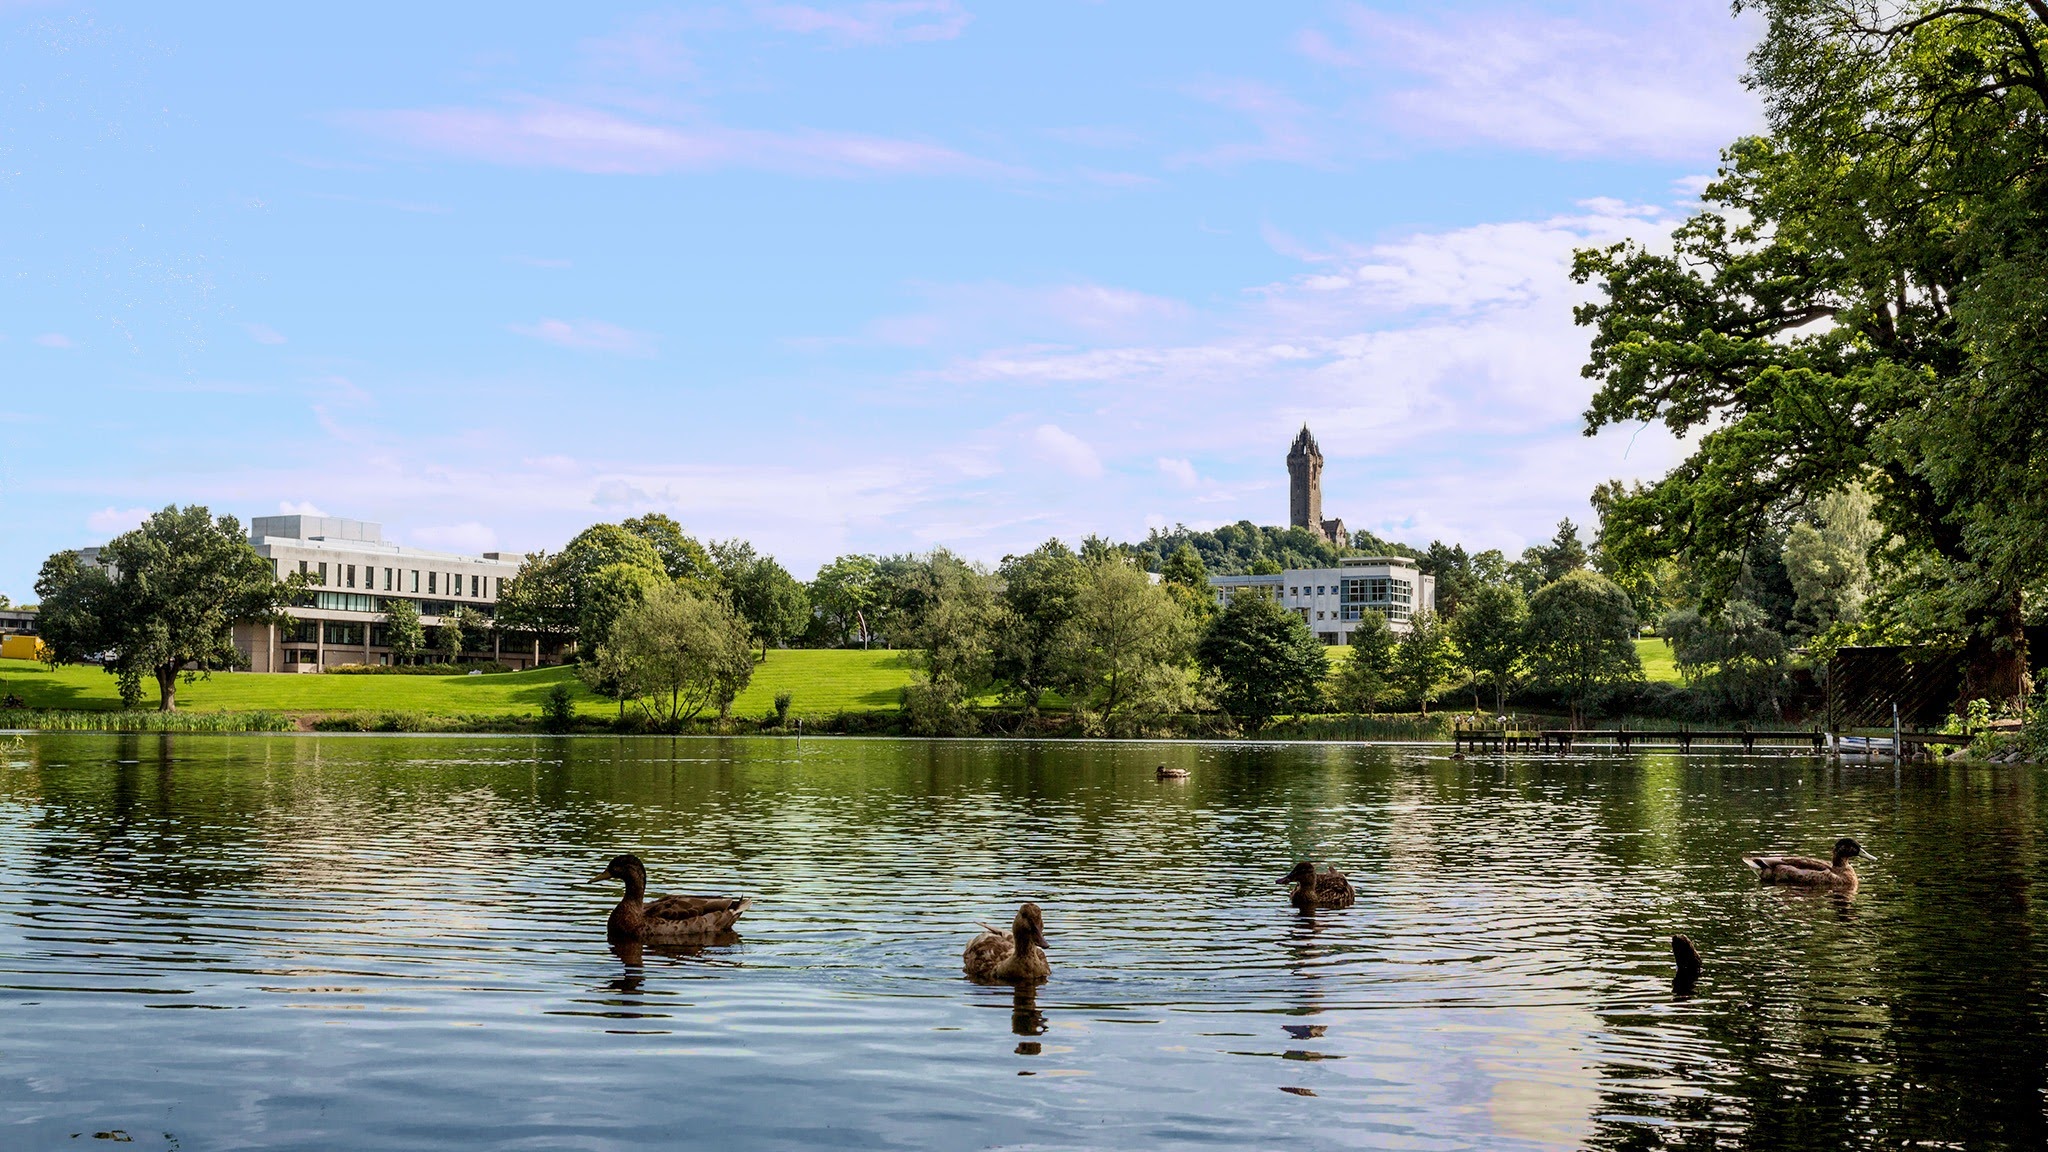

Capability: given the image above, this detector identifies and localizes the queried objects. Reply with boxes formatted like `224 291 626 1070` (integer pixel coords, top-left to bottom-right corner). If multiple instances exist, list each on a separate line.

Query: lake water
1 734 2043 1151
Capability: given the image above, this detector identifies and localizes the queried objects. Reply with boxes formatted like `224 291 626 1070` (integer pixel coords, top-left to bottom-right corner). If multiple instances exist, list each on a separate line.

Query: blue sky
0 1 1761 596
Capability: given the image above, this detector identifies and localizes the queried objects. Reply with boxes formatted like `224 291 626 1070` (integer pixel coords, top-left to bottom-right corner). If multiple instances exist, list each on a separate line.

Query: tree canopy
1198 591 1328 730
34 506 297 710
1575 0 2048 702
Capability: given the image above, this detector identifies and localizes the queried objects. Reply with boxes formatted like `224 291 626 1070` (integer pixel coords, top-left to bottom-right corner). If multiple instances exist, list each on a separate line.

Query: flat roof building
1210 555 1435 645
235 516 537 672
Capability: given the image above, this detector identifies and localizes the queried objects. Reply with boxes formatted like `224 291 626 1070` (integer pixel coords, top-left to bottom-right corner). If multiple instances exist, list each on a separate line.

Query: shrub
773 691 793 727
541 683 577 733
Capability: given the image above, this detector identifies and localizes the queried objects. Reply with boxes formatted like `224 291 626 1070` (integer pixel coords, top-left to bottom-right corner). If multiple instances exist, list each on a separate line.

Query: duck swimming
1741 838 1875 889
1156 764 1190 780
1281 861 1355 910
964 903 1051 983
592 853 750 943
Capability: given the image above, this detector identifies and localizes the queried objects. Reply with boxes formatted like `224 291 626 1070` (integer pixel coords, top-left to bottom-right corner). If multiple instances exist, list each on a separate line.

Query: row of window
284 621 514 648
292 593 500 620
284 559 505 601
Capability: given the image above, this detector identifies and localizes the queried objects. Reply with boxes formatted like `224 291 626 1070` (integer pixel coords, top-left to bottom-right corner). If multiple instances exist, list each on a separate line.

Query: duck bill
588 870 614 883
1855 850 1879 862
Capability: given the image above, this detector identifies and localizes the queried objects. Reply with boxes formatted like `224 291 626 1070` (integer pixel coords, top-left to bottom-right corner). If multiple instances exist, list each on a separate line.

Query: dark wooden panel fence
1825 645 1965 731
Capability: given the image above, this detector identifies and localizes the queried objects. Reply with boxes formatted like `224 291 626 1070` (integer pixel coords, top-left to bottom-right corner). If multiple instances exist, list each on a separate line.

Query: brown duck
1741 838 1875 890
592 853 750 943
963 903 1051 983
1281 861 1355 910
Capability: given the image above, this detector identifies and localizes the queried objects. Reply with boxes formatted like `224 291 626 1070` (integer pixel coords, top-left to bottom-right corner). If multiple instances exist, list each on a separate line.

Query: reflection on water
0 735 2045 1149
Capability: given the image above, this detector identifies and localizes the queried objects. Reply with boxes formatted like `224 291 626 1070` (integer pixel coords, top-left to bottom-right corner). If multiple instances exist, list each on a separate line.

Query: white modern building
230 515 537 672
1209 556 1436 645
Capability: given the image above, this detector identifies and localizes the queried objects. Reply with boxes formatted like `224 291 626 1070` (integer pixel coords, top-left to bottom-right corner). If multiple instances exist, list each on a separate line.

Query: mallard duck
963 903 1050 983
1281 861 1355 910
1156 764 1190 780
1741 838 1875 889
592 853 750 943
1671 934 1702 982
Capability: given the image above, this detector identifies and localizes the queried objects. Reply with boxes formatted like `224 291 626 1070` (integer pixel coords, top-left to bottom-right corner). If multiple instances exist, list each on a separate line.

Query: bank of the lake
0 640 1687 735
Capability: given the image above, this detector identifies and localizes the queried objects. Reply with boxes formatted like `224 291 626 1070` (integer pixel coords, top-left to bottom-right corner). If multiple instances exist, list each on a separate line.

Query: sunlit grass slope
0 650 920 718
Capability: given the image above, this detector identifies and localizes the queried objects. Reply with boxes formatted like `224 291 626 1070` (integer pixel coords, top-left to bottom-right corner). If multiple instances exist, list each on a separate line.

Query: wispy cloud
348 99 1002 178
1172 80 1329 168
1028 423 1104 479
245 322 287 345
924 200 1695 551
509 317 659 356
1299 2 1761 159
751 1 970 44
278 500 329 516
87 507 152 535
35 332 74 349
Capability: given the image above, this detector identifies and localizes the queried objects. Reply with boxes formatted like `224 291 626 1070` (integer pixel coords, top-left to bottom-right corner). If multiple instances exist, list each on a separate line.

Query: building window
428 572 437 594
298 560 308 576
318 562 328 586
470 575 479 598
495 577 504 598
410 570 420 593
345 564 355 589
384 568 393 591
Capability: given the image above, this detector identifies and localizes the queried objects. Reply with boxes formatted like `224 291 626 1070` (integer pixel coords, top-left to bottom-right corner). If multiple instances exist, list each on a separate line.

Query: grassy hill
0 649 920 720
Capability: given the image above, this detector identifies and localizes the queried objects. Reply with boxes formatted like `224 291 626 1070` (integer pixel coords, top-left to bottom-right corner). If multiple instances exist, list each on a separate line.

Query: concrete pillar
316 622 326 672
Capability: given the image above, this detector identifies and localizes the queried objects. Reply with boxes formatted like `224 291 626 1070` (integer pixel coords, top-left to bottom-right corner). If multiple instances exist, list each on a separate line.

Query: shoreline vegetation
0 648 1679 739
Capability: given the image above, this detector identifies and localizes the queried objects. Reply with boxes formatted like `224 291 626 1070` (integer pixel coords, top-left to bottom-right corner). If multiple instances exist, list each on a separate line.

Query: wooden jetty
1451 723 1974 756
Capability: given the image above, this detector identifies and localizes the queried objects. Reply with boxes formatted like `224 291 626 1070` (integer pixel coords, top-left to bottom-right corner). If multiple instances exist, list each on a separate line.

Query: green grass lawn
0 649 920 719
1636 636 1681 684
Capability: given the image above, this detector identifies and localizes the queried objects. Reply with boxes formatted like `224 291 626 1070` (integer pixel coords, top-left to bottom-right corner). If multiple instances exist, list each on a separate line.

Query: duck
963 902 1051 983
1281 861 1355 910
592 853 750 943
1741 838 1875 889
1156 764 1190 780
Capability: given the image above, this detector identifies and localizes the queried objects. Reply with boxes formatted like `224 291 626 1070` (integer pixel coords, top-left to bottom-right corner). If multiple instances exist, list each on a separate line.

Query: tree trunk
155 663 178 712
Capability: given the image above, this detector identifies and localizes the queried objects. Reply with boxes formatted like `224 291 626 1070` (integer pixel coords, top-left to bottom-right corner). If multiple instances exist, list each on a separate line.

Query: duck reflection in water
1011 984 1047 1052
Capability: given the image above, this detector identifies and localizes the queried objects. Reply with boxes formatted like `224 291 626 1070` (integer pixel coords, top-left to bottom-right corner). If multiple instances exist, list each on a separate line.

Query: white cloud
349 99 1002 178
1158 457 1199 487
751 1 970 44
1301 2 1762 160
87 507 152 535
35 333 73 349
245 323 287 345
278 500 329 516
509 318 658 357
1028 423 1104 479
925 200 1693 553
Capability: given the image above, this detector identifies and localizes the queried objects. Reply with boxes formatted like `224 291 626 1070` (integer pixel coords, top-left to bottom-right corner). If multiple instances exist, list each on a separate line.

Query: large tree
590 583 755 730
34 506 298 710
898 550 1003 735
1054 556 1195 733
1452 583 1529 715
710 540 810 659
1330 608 1397 715
621 513 713 583
1574 0 2048 702
810 554 880 647
1393 611 1456 718
995 540 1086 714
1525 572 1642 726
1198 591 1328 731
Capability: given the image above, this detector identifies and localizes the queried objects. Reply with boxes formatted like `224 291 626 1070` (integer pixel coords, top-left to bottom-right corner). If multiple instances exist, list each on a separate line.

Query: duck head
1280 862 1318 887
1012 902 1048 951
1833 838 1876 865
592 853 649 890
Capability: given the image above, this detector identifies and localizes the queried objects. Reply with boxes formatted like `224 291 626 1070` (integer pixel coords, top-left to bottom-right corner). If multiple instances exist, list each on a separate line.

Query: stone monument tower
1287 424 1348 544
1287 424 1323 534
